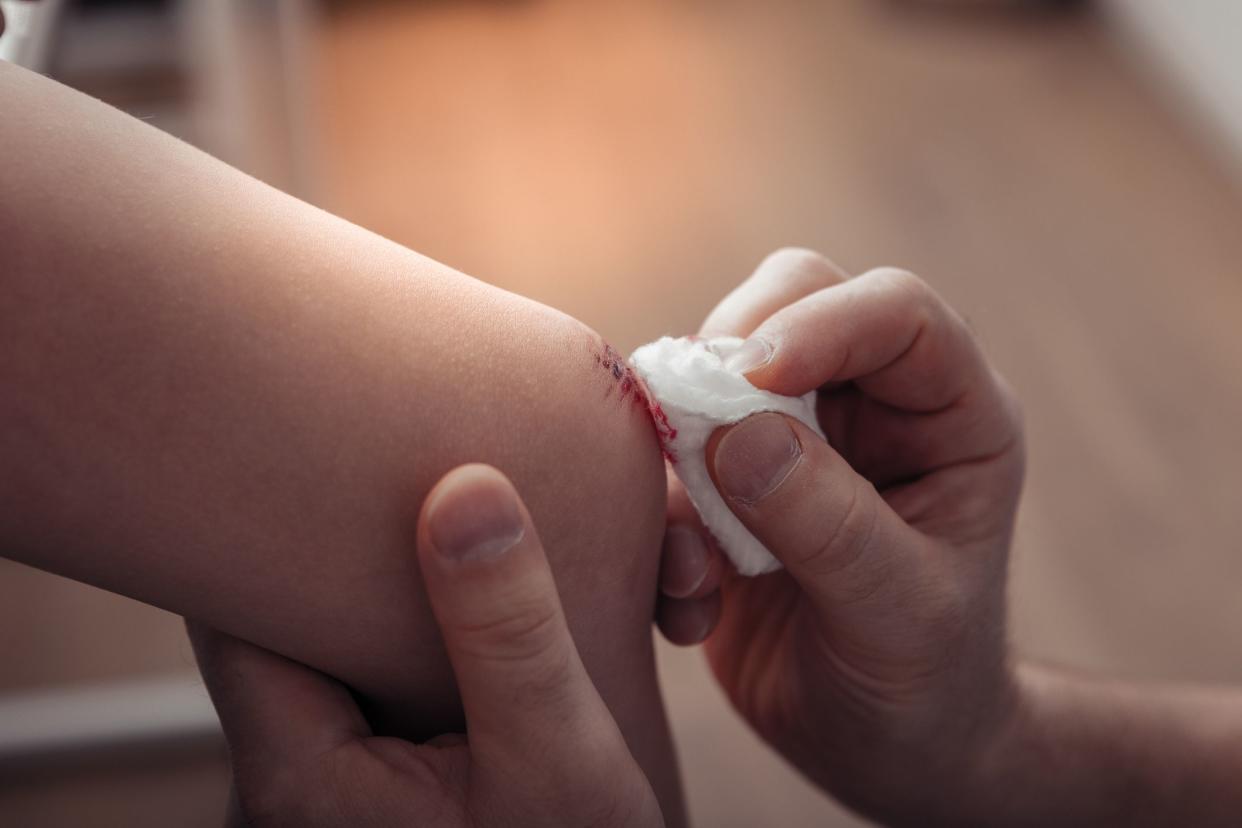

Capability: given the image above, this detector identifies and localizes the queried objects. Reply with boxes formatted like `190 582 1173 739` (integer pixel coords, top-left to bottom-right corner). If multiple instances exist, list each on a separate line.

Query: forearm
0 62 681 819
964 662 1242 827
1 59 546 710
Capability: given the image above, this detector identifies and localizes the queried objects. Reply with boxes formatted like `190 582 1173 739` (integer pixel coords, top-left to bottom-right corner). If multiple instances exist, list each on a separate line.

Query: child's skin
0 62 683 823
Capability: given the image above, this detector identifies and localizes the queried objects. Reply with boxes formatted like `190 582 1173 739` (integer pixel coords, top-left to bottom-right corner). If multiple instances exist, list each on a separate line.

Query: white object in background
1104 0 1242 183
631 336 825 576
0 672 221 764
0 0 64 71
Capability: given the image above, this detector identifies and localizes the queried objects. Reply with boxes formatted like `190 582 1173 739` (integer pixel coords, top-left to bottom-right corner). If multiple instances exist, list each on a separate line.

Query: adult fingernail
428 477 526 561
660 527 709 598
723 337 772 375
691 603 716 643
715 413 802 504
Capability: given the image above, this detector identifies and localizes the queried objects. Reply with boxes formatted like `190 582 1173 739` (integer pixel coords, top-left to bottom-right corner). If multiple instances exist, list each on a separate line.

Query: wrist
873 657 1027 828
947 659 1051 827
819 656 1024 828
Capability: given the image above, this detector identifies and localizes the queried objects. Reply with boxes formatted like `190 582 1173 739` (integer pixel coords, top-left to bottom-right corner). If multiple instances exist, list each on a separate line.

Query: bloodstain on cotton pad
594 343 678 461
629 336 826 576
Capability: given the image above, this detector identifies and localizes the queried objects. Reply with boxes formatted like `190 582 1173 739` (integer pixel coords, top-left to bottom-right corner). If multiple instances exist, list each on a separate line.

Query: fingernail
722 337 772 375
428 480 526 561
715 413 802 504
660 527 709 598
691 605 716 644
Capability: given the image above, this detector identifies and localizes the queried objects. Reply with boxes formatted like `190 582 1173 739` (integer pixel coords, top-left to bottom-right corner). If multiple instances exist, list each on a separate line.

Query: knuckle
760 247 841 288
764 245 826 271
868 265 924 293
454 599 565 667
868 266 937 314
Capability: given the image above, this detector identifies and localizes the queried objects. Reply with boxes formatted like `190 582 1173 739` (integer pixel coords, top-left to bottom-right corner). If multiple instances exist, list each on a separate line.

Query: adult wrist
946 659 1049 827
813 659 1026 828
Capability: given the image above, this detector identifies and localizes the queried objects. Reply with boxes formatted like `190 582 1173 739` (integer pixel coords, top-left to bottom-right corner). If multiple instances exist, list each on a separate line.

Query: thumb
706 413 934 640
416 464 633 775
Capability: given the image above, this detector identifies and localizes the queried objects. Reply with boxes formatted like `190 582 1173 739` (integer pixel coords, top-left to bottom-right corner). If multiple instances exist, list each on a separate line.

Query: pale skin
0 61 684 823
189 464 663 828
656 249 1242 826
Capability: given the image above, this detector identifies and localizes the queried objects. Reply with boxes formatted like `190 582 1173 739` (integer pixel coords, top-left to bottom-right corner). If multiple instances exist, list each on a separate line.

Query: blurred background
3 0 1242 825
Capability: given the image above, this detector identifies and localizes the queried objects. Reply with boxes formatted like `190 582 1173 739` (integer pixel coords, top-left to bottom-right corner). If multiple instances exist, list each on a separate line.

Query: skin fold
0 62 683 824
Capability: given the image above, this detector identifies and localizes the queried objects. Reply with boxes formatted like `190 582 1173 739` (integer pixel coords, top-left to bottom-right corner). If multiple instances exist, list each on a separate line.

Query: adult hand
655 249 1024 824
190 464 663 828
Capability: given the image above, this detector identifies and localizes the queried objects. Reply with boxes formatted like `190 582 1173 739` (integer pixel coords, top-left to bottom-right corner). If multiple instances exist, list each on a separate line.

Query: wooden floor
5 1 1242 825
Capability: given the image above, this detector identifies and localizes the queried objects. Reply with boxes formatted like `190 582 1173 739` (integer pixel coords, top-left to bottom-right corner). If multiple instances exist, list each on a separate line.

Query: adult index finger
738 268 997 415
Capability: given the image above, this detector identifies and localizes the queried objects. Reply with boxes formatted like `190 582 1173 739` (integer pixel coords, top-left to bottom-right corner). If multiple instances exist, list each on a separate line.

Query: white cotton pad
630 336 825 576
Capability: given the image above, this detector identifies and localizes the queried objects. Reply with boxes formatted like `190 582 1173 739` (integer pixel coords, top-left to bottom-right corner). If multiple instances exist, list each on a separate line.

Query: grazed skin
0 62 682 823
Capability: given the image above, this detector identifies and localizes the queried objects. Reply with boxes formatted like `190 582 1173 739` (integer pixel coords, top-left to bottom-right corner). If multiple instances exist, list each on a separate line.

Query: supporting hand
191 464 663 828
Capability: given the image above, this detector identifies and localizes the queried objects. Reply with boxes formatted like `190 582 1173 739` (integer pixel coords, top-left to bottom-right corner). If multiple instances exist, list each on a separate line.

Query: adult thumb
706 413 932 638
416 464 633 777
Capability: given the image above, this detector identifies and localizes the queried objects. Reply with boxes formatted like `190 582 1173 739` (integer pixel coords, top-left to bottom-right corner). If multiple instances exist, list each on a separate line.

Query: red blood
594 342 679 462
646 399 679 463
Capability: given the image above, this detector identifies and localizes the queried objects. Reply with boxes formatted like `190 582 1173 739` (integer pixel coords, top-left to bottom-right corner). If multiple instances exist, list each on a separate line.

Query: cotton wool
630 336 824 576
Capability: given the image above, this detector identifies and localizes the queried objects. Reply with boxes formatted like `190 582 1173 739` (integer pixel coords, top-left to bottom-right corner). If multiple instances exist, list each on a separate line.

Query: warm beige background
5 1 1242 825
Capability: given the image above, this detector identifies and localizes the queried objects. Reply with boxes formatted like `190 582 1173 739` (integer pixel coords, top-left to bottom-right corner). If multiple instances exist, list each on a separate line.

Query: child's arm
0 62 682 822
188 465 665 828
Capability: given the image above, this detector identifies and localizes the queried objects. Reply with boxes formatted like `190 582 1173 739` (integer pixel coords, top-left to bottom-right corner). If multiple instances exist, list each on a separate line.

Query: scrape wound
629 336 825 576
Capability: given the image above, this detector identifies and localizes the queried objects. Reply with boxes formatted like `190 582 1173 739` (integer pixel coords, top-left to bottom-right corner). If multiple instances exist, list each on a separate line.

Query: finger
813 373 1021 489
656 591 721 646
660 475 724 601
417 464 630 768
706 413 947 659
700 248 850 338
186 622 369 785
737 267 998 415
660 526 723 601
